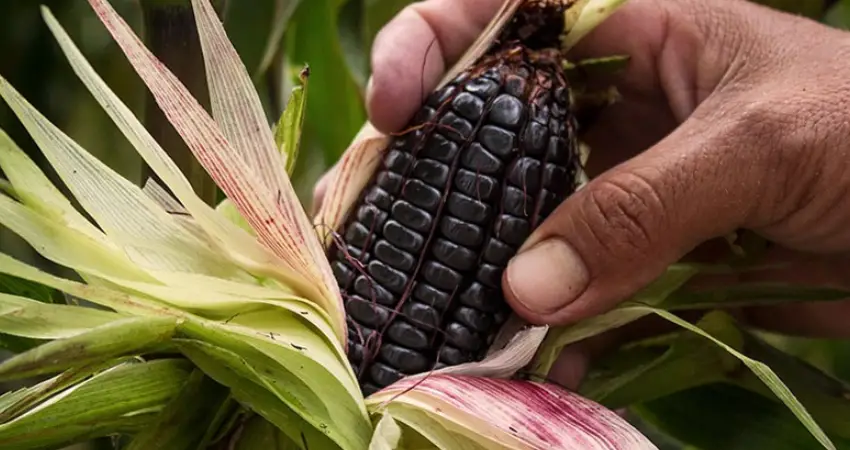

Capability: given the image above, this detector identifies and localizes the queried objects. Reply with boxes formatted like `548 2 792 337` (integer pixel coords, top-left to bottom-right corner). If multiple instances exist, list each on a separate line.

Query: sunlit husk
367 375 658 450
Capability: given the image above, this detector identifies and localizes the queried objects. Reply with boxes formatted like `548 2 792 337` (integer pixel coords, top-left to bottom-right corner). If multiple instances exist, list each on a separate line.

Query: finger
366 0 503 133
502 105 778 326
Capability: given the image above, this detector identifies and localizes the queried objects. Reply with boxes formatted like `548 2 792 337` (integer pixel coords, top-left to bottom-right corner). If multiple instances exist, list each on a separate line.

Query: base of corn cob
330 1 583 395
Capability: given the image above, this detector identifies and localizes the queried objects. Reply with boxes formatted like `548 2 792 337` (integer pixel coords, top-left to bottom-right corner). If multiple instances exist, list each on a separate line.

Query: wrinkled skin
313 0 850 388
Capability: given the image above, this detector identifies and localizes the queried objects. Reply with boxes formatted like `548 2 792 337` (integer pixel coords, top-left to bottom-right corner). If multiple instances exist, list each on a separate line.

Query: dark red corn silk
331 40 581 395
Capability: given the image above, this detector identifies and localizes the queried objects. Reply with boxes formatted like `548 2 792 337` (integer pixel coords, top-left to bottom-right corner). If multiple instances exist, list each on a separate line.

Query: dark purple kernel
438 112 474 142
452 92 486 122
413 106 437 125
387 321 430 350
422 261 463 291
373 240 416 272
440 216 485 247
348 342 364 363
402 179 442 211
488 94 524 130
392 130 423 152
478 125 516 158
454 307 494 333
335 245 367 264
391 200 432 233
412 159 450 188
465 77 500 99
354 275 395 306
461 143 503 175
549 118 563 135
432 238 477 271
382 220 424 253
447 192 491 224
445 322 483 351
438 345 474 365
376 170 403 194
422 134 459 164
357 204 388 230
344 222 372 248
555 86 568 104
502 186 532 217
346 296 392 327
384 149 414 173
546 136 570 164
347 319 377 342
403 302 441 329
380 344 430 373
477 263 503 288
370 363 404 386
504 74 527 99
459 282 501 312
495 215 531 246
428 85 456 108
455 169 498 202
541 190 561 215
413 284 452 311
507 157 542 192
364 186 393 210
482 238 514 265
367 260 409 294
332 261 356 286
361 383 382 397
530 104 550 124
551 102 567 119
544 163 569 190
521 121 548 155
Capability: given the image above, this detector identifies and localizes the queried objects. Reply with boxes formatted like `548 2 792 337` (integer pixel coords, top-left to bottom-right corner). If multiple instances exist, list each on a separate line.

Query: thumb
503 117 765 326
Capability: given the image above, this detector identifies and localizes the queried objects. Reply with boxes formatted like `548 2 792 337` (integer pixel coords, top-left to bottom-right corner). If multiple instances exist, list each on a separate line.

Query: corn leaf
634 308 836 450
0 359 192 450
286 0 366 163
0 292 125 340
633 384 850 450
579 313 743 409
659 283 850 310
176 338 346 450
125 369 231 450
0 316 179 381
254 0 303 78
562 0 629 51
367 375 658 450
273 65 309 176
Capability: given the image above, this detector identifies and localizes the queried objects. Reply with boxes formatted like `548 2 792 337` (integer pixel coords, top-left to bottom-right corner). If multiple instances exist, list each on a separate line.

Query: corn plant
0 0 848 449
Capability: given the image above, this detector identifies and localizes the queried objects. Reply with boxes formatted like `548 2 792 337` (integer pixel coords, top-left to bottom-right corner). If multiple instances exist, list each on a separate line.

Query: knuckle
579 172 665 256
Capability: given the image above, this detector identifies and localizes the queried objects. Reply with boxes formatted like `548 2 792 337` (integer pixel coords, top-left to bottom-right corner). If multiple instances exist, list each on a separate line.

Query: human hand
315 0 850 388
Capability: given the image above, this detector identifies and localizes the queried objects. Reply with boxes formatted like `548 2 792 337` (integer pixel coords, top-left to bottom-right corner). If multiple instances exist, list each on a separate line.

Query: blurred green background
0 0 848 449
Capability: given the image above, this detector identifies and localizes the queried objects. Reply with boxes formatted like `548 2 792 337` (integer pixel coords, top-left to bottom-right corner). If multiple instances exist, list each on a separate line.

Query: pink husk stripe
372 375 657 450
86 0 344 331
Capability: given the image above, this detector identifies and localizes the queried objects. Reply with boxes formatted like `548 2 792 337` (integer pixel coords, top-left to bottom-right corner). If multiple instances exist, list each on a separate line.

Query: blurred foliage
0 0 848 449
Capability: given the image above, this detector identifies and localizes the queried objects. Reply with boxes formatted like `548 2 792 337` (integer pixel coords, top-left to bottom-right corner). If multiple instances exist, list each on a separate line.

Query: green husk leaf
234 415 302 450
635 308 836 450
125 369 231 450
0 316 179 381
369 413 402 450
274 65 309 176
177 316 369 450
633 383 850 450
0 358 134 423
0 274 63 304
176 338 341 450
0 359 192 450
0 292 126 341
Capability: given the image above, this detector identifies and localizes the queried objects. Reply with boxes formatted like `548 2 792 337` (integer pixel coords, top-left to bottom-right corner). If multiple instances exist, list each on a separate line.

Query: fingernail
506 239 589 314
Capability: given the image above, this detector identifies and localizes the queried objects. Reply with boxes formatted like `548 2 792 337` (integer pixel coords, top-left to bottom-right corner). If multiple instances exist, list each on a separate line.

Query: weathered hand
316 0 850 388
